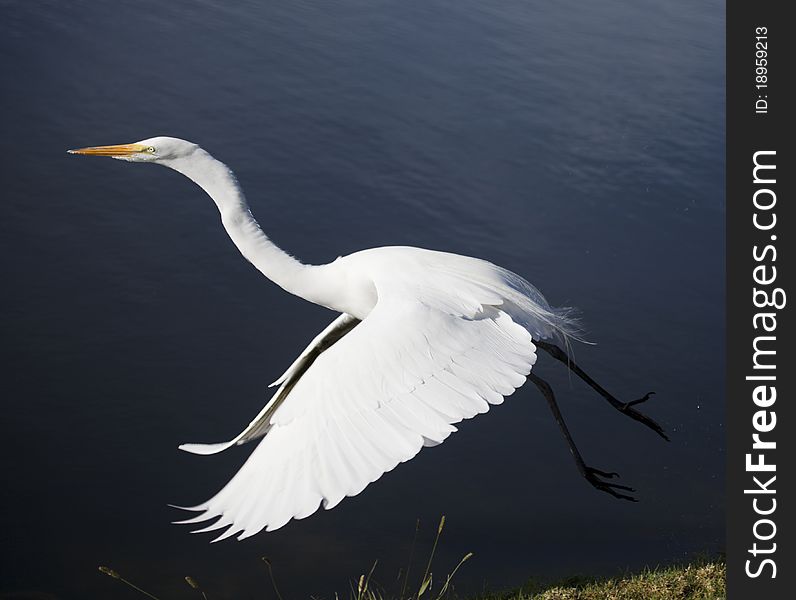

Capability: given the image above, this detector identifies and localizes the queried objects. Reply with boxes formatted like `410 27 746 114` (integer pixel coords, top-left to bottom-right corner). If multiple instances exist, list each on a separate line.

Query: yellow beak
68 143 149 157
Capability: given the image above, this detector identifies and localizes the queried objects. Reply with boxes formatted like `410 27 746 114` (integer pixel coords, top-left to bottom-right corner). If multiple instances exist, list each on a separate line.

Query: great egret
69 137 665 542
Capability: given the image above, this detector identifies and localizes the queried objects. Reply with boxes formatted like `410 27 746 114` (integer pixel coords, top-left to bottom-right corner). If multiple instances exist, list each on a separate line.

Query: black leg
528 373 637 502
535 340 668 441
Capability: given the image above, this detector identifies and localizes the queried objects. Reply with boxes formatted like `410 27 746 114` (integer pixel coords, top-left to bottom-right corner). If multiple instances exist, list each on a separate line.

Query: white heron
69 137 666 542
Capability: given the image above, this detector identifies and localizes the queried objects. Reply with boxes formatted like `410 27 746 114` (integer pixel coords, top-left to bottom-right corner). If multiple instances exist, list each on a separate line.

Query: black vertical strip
727 2 793 598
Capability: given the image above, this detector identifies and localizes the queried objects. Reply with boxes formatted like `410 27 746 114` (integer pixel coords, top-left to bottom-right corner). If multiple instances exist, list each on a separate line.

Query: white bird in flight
70 137 666 542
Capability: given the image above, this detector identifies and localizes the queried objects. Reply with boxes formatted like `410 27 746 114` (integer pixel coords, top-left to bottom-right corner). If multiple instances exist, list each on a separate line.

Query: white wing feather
176 310 535 540
174 249 570 541
178 313 360 456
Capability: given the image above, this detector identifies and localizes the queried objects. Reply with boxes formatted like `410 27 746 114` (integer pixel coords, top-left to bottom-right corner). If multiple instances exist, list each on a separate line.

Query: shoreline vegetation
98 517 726 600
475 559 726 600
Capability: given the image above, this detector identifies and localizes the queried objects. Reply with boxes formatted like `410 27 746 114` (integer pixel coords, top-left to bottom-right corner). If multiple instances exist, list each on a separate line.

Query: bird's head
68 136 199 163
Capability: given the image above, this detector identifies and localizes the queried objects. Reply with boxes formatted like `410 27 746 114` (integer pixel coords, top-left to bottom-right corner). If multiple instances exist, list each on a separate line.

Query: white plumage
177 255 546 540
69 137 578 541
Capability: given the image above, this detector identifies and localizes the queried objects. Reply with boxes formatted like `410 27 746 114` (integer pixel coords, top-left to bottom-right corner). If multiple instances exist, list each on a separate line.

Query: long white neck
161 148 321 302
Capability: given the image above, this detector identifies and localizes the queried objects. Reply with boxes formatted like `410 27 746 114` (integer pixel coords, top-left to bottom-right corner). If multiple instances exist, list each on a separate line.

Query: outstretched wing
175 297 537 541
179 313 360 456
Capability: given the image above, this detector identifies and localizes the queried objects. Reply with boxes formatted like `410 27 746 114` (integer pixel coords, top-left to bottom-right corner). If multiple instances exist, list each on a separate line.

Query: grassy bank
99 557 726 600
98 517 725 600
484 559 726 600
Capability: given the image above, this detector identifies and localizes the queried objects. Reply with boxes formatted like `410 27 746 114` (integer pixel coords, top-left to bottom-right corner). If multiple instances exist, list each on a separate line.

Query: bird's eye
147 146 156 153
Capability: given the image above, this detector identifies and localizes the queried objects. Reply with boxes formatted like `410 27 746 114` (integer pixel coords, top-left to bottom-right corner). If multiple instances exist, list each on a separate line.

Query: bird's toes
587 467 620 479
584 466 638 501
622 391 656 410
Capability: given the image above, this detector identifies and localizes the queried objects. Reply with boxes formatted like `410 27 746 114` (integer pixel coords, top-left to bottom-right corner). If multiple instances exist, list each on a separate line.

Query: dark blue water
0 1 724 598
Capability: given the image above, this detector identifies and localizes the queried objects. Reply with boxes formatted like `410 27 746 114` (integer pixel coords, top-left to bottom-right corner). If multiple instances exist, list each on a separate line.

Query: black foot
622 391 655 410
584 467 637 502
534 342 670 442
619 392 669 441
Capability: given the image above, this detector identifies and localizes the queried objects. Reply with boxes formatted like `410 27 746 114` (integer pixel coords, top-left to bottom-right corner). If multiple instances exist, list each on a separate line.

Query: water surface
0 1 724 598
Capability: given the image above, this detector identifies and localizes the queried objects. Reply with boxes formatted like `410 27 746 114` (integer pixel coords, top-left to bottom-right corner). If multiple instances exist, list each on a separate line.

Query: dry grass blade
355 561 379 600
185 575 209 600
418 574 432 598
98 565 162 600
417 516 445 598
400 518 421 600
262 556 286 600
435 552 474 600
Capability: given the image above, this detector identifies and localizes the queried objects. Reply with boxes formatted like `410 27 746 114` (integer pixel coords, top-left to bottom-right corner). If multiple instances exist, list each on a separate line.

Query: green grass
98 517 725 600
482 558 726 600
